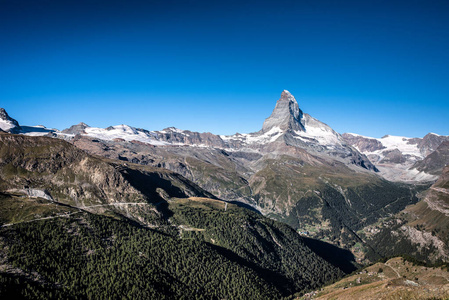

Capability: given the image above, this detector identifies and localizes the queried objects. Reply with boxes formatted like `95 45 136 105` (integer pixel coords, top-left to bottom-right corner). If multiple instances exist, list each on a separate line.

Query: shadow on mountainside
117 168 191 220
301 236 359 273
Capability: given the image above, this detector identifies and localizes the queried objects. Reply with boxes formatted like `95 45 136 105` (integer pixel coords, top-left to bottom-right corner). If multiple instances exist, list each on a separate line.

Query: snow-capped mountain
222 90 344 148
3 89 447 182
0 91 378 172
343 132 449 182
0 108 21 133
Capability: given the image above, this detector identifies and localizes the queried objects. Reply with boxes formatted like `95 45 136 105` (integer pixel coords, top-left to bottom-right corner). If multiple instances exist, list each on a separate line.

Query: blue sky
1 0 448 138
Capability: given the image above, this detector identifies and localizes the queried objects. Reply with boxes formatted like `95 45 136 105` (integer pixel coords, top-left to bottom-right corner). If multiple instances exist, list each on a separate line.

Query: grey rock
62 122 90 134
261 90 305 132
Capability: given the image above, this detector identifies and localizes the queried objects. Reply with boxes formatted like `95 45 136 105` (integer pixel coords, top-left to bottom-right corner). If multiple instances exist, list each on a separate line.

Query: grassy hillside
301 257 449 300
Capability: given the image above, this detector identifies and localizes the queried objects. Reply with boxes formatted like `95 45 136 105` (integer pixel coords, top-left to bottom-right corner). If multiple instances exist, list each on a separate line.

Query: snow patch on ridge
0 119 16 131
345 133 423 160
85 125 168 145
221 126 283 145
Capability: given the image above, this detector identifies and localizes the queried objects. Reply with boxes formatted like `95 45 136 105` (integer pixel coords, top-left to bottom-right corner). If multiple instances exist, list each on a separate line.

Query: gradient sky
1 0 448 138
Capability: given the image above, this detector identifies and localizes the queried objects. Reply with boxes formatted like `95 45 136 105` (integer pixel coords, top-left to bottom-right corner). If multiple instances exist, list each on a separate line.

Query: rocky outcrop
413 141 449 175
418 133 449 157
62 122 90 135
342 133 385 153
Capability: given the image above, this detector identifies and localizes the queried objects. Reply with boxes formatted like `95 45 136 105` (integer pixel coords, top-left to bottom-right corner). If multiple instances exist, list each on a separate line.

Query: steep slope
220 90 377 171
364 165 449 263
0 108 21 134
0 133 349 298
413 141 449 175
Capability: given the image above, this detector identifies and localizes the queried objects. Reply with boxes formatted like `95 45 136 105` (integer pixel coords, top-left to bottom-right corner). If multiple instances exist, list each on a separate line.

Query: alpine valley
1 90 449 299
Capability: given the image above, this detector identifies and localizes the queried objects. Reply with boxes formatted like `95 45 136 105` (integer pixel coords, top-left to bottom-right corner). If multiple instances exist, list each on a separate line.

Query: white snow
0 119 16 131
295 126 341 146
20 125 56 136
221 126 283 145
159 127 185 134
84 125 168 145
378 135 422 157
294 114 343 146
345 133 422 159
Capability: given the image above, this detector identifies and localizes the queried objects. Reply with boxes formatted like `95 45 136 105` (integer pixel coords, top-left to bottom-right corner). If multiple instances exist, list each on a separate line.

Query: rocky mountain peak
261 90 305 133
0 108 21 133
0 108 19 126
61 122 90 135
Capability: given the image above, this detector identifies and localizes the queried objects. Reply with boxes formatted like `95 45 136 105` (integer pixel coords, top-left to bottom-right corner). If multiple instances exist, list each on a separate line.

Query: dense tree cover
280 183 426 251
1 213 282 299
170 200 344 293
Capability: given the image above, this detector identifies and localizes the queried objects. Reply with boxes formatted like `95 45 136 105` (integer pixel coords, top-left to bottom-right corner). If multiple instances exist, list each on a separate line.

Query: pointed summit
0 108 21 133
262 90 305 132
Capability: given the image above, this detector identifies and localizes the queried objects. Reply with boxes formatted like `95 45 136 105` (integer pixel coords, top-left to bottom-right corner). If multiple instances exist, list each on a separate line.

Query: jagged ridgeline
62 91 427 261
0 133 347 299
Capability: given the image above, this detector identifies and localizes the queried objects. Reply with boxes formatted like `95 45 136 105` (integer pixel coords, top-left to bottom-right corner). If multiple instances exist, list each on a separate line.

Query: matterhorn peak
280 89 293 98
261 90 305 133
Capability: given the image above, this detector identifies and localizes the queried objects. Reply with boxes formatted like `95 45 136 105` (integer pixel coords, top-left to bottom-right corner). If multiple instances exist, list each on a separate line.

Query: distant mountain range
1 90 449 264
2 90 447 183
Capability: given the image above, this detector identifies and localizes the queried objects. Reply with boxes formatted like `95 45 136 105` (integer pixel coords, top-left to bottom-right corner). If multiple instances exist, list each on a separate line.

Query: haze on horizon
1 0 448 138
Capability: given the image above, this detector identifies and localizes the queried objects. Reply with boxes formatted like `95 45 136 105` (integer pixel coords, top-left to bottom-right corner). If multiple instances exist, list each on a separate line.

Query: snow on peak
294 114 343 146
281 89 292 97
0 108 20 132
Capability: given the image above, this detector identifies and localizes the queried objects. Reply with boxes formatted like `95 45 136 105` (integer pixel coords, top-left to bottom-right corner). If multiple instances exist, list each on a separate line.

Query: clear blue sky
1 0 448 138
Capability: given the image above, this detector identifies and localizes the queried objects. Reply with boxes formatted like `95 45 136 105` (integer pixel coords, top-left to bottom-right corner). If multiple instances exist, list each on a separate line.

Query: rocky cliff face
413 141 449 175
261 90 305 132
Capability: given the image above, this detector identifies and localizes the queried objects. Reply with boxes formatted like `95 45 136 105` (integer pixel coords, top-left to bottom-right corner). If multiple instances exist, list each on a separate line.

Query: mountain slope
307 257 449 300
363 165 449 263
413 141 449 175
0 132 349 298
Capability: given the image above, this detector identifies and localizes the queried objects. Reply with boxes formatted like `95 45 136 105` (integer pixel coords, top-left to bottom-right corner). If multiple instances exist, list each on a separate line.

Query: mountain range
1 90 448 298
